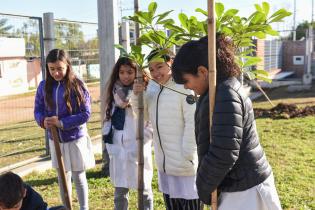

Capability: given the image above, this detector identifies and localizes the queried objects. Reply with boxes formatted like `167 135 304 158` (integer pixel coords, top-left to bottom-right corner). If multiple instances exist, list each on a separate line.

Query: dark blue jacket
195 77 272 205
34 80 91 142
21 184 48 210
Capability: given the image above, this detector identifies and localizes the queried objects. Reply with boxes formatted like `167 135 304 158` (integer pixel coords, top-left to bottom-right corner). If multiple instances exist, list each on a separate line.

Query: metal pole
34 16 49 155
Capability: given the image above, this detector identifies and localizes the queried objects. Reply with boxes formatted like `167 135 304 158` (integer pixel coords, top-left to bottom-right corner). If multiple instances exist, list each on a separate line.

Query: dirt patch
254 103 315 119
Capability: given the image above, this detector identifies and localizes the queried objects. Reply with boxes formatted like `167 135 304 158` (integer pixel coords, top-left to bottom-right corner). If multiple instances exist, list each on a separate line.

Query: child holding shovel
34 49 95 210
171 34 282 210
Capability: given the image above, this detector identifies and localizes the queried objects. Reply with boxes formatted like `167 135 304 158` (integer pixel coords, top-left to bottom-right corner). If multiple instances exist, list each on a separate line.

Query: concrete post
43 12 55 156
43 13 55 56
97 0 119 175
303 26 313 85
121 21 131 53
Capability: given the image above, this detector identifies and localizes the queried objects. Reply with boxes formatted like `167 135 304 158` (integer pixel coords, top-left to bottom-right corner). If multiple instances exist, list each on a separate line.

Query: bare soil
255 102 315 119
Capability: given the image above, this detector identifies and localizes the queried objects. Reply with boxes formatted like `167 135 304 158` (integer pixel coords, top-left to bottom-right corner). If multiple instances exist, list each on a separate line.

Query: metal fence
0 13 101 170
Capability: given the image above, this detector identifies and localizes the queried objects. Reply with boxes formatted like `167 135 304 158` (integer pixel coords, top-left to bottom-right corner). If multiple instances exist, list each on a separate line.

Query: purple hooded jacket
34 80 91 142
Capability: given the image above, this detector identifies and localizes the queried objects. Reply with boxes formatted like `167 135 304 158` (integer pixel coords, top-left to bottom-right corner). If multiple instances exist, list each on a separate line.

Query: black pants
163 193 200 210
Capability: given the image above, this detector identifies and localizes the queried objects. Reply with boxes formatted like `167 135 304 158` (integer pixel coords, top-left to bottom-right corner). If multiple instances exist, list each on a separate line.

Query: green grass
22 116 315 210
0 102 101 168
256 116 315 210
0 121 46 168
24 155 165 210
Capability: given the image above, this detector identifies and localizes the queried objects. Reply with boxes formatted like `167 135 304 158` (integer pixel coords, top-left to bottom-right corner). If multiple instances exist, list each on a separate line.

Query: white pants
218 174 282 210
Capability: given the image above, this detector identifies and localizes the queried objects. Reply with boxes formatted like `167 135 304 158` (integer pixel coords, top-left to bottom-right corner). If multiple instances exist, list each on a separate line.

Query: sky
0 0 313 33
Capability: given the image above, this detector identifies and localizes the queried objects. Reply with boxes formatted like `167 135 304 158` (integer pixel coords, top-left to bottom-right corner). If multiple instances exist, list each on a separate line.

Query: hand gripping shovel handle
51 126 73 210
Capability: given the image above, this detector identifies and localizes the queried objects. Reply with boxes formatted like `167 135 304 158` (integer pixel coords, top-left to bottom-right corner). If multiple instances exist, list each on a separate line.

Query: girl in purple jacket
34 49 95 210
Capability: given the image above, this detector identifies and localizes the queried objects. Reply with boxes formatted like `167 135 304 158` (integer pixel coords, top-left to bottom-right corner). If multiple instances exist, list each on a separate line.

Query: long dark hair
172 33 241 84
45 49 85 113
104 57 137 121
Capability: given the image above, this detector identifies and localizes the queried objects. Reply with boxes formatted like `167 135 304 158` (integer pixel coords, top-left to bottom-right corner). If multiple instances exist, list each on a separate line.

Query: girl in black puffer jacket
171 34 282 210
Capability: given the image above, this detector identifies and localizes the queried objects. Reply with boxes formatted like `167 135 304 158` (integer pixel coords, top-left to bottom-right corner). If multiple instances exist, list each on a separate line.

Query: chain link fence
0 14 101 170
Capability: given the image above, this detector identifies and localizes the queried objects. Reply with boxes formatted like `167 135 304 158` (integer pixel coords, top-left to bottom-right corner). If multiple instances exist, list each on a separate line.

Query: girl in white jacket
102 57 153 210
134 50 200 210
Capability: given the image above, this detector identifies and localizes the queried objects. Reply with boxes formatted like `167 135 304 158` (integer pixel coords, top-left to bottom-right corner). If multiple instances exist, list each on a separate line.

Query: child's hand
133 79 145 95
44 116 62 128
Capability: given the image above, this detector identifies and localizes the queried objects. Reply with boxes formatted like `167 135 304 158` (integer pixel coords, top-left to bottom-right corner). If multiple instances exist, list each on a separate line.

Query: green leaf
114 44 128 57
148 2 157 21
178 13 189 29
255 4 263 13
197 21 207 35
148 2 157 15
164 23 185 33
256 74 272 83
128 15 145 25
250 12 266 24
224 9 239 17
156 10 173 23
136 11 151 24
195 8 207 16
158 19 175 25
221 9 238 23
221 26 233 35
269 11 292 23
239 48 255 56
243 56 262 67
252 69 269 77
269 8 289 19
265 28 279 36
215 2 225 19
243 31 266 39
262 2 270 16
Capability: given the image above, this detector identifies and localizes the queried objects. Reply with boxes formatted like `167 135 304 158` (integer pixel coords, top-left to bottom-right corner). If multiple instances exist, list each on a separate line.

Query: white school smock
105 104 153 190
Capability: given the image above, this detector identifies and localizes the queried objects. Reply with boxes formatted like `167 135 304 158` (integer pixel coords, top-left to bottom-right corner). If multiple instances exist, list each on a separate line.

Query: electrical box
293 56 304 65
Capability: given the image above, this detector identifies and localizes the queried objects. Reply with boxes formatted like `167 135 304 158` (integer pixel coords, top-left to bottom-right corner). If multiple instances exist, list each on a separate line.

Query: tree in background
289 20 314 40
55 21 85 60
0 18 13 36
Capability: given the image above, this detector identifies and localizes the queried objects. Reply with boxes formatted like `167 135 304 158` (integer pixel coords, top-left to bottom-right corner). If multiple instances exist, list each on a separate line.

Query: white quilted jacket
145 79 198 176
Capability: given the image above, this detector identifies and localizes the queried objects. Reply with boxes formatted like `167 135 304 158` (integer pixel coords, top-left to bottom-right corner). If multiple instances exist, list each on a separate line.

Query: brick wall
282 40 306 77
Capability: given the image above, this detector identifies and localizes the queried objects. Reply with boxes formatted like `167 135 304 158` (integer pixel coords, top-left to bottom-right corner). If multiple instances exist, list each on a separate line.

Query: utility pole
293 0 296 41
312 0 314 23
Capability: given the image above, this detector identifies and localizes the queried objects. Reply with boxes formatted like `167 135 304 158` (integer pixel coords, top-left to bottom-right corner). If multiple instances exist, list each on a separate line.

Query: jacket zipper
55 82 63 142
156 85 166 173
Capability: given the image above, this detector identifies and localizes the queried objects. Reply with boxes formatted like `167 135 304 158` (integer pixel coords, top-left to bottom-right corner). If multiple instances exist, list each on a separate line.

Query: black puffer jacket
195 77 272 205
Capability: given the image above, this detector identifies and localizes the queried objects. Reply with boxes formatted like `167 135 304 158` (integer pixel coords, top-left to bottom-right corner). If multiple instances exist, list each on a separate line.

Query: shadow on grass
0 121 37 132
0 147 45 158
27 159 106 187
0 136 42 144
26 176 58 187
